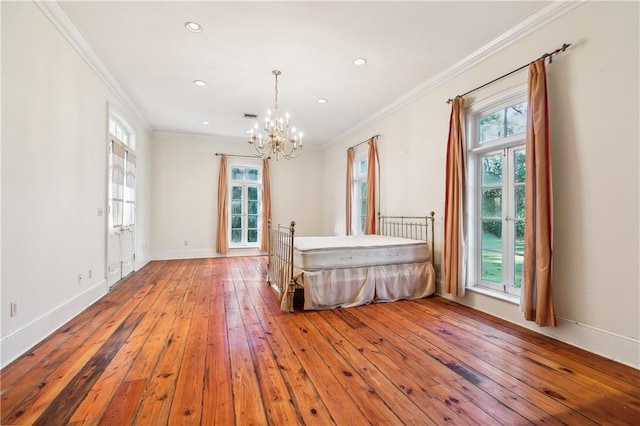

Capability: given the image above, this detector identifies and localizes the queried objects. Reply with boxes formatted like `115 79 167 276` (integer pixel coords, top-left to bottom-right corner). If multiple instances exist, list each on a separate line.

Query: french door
476 146 525 295
107 139 136 288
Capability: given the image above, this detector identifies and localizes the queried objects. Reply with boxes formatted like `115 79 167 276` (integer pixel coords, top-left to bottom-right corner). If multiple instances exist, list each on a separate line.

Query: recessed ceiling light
184 22 202 33
317 98 328 104
193 80 207 87
353 58 367 66
202 121 210 125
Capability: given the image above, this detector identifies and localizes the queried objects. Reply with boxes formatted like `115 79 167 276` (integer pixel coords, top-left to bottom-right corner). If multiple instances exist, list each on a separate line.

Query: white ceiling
59 1 548 146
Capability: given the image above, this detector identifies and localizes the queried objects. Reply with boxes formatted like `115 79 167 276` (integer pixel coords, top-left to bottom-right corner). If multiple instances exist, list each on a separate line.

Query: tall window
468 90 527 297
352 156 368 235
108 116 135 229
229 162 262 247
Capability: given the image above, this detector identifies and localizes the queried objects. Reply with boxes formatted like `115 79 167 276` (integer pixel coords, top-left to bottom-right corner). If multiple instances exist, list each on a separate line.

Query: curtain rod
214 152 270 160
349 134 380 150
446 42 571 104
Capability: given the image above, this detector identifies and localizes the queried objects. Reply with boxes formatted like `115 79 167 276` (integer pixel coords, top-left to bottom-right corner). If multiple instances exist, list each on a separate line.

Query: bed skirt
283 261 435 311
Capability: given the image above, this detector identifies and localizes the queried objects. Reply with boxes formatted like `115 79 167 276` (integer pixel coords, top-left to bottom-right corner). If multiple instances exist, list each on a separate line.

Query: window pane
481 219 502 284
506 102 527 136
514 220 525 255
231 200 242 214
482 154 502 185
514 254 523 289
482 188 502 218
246 168 259 181
482 220 502 249
232 215 242 229
515 185 525 219
232 186 242 200
248 214 258 229
248 200 258 215
359 160 367 175
478 109 505 143
231 167 245 180
112 201 123 228
247 186 258 200
231 229 242 243
481 250 503 283
360 182 367 199
360 216 365 234
514 149 526 184
360 200 366 215
248 229 258 243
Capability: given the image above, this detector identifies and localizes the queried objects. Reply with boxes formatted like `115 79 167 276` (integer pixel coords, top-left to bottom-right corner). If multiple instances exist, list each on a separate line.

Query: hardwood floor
1 257 639 425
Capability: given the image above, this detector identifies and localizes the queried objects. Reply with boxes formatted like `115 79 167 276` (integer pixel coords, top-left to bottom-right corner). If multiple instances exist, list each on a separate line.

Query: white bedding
282 234 435 311
293 235 430 271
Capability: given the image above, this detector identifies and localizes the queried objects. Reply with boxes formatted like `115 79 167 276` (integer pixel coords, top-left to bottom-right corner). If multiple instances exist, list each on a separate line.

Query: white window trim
467 84 527 300
227 159 263 248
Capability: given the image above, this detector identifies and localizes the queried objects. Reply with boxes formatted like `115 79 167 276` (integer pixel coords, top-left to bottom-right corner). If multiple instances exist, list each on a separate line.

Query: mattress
293 234 430 271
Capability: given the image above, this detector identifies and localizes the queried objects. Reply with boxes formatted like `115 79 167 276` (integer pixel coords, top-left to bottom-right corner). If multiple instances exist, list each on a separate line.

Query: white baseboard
135 256 151 271
436 287 639 369
0 280 106 369
151 248 265 261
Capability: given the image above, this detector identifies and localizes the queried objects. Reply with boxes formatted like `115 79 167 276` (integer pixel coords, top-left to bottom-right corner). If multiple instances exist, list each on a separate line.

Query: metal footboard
267 220 296 312
377 211 436 265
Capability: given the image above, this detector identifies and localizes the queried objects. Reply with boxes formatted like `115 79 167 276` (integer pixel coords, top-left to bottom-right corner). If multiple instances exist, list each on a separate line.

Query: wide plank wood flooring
1 257 639 425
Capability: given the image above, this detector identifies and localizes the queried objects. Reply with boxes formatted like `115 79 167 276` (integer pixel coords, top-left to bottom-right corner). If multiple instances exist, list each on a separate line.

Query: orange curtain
444 97 466 297
522 60 556 327
216 155 228 254
260 159 271 252
345 148 354 236
365 138 377 234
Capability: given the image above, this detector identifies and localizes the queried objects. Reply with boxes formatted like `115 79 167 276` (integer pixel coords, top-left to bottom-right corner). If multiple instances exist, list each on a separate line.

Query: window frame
467 85 527 298
227 159 263 248
108 114 136 230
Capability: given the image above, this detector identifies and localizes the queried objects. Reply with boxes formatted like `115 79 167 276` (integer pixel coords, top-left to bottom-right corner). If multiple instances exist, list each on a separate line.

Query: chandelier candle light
248 70 303 160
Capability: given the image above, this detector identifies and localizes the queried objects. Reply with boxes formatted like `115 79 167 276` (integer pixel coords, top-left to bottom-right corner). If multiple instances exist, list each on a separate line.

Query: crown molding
34 0 153 136
322 0 585 150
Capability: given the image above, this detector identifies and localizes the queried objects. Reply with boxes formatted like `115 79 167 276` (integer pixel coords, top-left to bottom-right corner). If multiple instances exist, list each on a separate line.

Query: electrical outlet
10 301 17 317
184 241 188 247
88 269 93 279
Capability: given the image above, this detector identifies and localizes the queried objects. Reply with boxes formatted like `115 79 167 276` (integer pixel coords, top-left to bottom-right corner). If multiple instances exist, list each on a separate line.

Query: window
468 90 527 297
108 116 135 230
229 162 262 247
352 156 368 235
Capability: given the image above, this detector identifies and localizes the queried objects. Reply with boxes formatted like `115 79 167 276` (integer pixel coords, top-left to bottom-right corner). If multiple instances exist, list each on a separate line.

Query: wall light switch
97 208 104 217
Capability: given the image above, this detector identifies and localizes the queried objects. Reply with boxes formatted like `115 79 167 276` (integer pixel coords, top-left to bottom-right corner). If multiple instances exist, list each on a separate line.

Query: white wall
150 133 323 260
323 2 639 367
1 1 152 367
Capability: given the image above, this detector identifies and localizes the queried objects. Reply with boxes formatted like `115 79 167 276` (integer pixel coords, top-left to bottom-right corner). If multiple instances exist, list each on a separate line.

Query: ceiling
59 1 548 146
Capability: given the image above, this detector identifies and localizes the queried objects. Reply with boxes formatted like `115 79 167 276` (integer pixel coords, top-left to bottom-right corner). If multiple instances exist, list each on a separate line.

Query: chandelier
248 70 303 160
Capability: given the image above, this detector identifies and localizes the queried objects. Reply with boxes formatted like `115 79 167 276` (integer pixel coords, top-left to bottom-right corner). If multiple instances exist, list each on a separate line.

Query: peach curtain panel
345 148 354 236
443 97 467 297
260 159 271 252
522 60 556 327
365 138 377 235
215 155 228 254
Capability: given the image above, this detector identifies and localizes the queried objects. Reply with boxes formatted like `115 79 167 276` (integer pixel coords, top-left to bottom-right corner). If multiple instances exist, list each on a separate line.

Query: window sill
466 286 520 305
